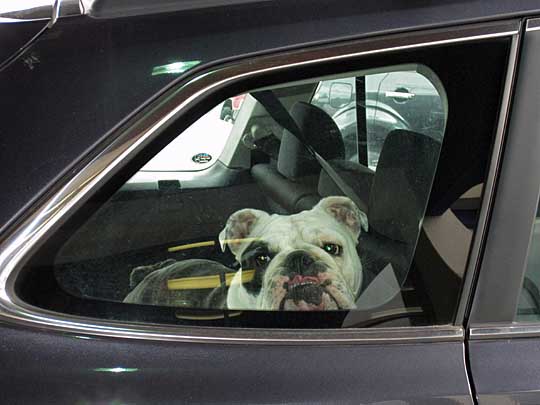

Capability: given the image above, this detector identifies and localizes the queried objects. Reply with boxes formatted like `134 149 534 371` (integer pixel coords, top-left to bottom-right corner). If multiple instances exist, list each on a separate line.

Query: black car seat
319 129 441 291
321 128 474 323
251 102 345 213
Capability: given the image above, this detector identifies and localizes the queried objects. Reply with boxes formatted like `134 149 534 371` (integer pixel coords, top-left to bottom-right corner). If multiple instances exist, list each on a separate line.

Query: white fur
221 197 367 310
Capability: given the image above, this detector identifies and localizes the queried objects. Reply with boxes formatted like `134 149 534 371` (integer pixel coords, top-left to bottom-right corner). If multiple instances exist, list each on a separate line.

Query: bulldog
221 196 368 311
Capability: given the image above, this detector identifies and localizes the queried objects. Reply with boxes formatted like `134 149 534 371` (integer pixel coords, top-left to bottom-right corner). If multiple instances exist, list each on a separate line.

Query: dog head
219 196 368 311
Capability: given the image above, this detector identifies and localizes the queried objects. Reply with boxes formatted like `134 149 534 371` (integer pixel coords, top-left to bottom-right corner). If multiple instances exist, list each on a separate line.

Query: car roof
85 0 540 29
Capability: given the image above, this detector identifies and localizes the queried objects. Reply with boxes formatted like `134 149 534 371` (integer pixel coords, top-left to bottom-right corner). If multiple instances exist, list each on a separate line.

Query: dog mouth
279 275 341 311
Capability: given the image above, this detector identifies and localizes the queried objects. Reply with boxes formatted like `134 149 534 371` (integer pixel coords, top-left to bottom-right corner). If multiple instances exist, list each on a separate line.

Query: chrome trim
49 0 60 27
526 18 540 32
454 26 522 326
3 316 465 344
0 20 519 344
469 324 540 340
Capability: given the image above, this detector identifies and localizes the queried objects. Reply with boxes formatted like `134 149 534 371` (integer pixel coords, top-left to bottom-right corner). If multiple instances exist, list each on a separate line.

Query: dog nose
285 251 315 274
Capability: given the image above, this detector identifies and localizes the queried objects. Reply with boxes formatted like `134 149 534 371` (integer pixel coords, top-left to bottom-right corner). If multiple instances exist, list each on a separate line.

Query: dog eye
322 243 342 256
255 254 271 267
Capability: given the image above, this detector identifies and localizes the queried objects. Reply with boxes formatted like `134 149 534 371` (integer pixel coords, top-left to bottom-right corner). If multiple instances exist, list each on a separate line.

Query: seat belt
251 90 369 214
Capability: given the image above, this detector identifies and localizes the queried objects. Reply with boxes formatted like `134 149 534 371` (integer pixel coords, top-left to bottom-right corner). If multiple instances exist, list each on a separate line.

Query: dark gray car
2 1 540 404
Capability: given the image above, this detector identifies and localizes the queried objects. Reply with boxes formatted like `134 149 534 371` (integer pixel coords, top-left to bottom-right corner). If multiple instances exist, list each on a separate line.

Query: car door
0 11 522 405
466 17 540 403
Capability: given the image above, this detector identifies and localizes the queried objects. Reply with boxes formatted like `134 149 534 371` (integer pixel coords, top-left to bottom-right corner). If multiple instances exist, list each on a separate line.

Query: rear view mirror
329 82 353 109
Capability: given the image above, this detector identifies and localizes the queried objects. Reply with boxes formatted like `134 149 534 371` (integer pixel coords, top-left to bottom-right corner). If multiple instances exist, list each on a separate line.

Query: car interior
17 40 508 329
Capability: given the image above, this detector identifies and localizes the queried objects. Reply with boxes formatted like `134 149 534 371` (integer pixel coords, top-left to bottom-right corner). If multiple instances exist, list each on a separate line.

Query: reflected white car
141 102 233 172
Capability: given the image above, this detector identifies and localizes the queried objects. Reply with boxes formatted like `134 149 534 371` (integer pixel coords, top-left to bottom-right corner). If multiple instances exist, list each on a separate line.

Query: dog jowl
220 196 368 311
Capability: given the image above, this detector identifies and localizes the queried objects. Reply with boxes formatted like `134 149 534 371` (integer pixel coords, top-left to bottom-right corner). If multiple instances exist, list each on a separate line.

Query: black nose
285 251 315 274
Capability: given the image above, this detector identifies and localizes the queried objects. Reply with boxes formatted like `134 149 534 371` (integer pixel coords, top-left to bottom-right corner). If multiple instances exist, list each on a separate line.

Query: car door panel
469 338 540 404
0 325 473 404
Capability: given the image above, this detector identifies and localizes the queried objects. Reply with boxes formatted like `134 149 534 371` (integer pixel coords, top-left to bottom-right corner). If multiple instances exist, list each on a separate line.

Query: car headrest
369 130 441 243
317 160 373 213
277 102 345 179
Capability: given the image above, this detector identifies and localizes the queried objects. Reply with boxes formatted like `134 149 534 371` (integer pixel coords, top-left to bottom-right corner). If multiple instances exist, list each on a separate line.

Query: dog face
219 196 368 311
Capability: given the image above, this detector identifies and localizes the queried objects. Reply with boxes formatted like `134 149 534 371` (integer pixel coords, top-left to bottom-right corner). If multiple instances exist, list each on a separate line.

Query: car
126 101 234 188
311 73 445 168
2 1 540 404
220 94 247 122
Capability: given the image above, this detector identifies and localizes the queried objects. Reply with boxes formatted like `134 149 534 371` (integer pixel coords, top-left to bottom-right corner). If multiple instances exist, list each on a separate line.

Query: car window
17 40 509 329
311 77 359 162
51 66 446 314
517 207 540 321
138 101 234 173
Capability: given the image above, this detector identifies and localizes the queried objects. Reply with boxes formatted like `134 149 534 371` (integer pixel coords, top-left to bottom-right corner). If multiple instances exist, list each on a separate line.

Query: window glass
136 101 234 173
310 70 445 170
38 65 447 317
18 40 510 329
311 78 358 163
517 208 540 321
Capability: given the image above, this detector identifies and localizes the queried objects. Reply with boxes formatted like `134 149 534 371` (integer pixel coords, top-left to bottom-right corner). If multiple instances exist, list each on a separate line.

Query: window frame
0 20 520 344
470 18 540 339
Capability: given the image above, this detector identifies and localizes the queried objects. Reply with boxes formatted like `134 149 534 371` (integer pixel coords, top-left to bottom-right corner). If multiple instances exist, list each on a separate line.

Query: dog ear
316 196 368 238
219 208 269 255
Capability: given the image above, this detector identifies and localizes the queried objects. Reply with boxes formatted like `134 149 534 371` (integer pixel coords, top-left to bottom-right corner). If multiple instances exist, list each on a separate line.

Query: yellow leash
167 238 259 253
167 269 255 291
165 238 259 290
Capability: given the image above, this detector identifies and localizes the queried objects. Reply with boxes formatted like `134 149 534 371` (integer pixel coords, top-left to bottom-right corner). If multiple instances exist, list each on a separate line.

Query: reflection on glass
93 367 138 373
151 60 201 76
51 66 448 327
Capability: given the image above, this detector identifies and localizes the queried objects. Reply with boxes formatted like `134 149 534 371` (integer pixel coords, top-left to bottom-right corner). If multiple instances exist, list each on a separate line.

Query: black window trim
470 17 540 340
0 20 520 345
454 20 522 326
